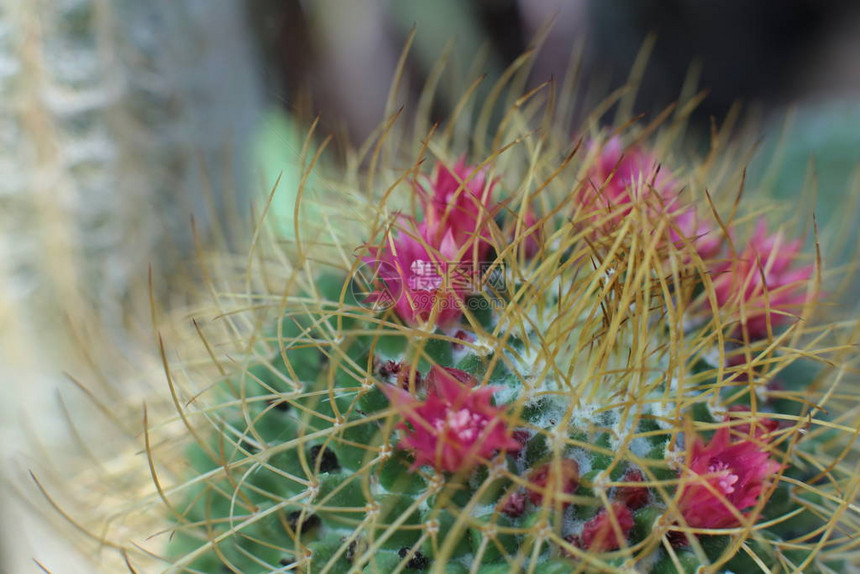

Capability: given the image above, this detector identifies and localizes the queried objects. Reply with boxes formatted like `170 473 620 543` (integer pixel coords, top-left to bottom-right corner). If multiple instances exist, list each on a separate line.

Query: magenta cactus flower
581 137 730 268
580 137 676 225
676 426 782 530
711 219 814 338
364 217 465 326
382 366 521 473
419 158 497 260
363 159 505 326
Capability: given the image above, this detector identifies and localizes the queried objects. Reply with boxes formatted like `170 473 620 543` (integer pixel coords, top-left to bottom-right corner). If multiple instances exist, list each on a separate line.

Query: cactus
0 0 261 327
0 4 261 567
53 52 859 574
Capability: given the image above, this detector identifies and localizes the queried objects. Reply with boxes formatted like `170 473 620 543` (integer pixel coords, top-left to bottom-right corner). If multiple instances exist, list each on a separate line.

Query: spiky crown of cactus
49 51 860 574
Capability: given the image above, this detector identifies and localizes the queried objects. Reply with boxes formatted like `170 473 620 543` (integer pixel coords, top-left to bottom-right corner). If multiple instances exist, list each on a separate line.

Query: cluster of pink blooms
381 366 521 473
576 139 794 543
372 139 807 555
383 364 783 546
367 141 813 337
586 137 814 338
364 160 497 327
365 159 544 327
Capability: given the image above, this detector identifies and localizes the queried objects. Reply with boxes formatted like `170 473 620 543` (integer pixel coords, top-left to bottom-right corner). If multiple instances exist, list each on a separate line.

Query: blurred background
2 1 860 571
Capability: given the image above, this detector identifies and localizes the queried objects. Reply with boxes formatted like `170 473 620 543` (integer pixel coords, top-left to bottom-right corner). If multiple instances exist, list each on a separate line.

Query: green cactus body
161 202 848 573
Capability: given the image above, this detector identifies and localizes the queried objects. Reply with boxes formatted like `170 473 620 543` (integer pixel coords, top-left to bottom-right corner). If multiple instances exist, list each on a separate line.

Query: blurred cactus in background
44 43 859 572
0 0 262 333
0 1 263 571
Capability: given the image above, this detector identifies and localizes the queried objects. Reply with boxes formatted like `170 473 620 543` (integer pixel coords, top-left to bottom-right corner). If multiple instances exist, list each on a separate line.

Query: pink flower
676 426 782 530
579 137 676 229
420 158 497 260
581 503 635 551
526 459 580 507
711 219 814 338
364 218 465 326
382 366 521 473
